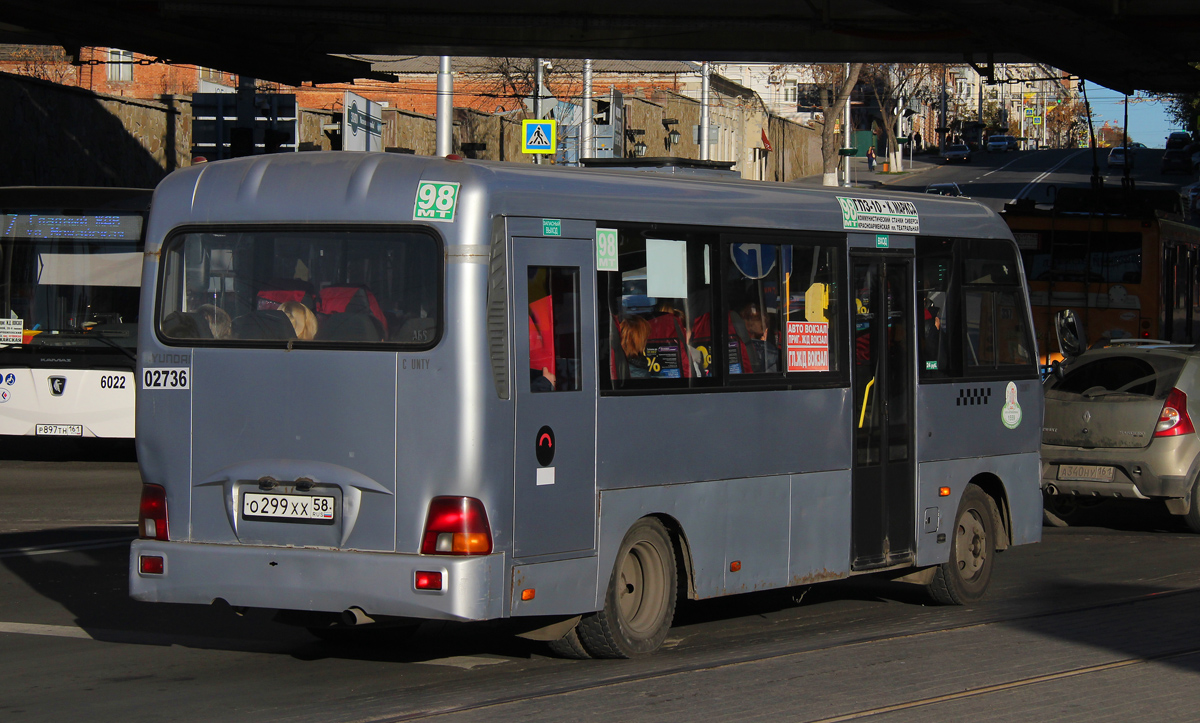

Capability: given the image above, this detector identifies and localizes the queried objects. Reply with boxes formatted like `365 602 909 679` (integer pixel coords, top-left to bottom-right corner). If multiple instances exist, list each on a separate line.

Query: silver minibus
130 153 1042 657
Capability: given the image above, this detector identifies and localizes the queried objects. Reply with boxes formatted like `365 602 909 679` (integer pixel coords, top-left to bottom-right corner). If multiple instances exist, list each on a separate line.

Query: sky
1088 85 1181 147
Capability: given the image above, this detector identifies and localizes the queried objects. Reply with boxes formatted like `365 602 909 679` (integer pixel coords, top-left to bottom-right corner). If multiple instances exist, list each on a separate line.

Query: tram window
528 266 581 393
1021 231 1143 284
158 229 441 347
596 227 715 390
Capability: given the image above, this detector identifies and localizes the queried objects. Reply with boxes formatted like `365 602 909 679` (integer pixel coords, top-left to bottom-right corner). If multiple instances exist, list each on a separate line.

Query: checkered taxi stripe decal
957 388 991 406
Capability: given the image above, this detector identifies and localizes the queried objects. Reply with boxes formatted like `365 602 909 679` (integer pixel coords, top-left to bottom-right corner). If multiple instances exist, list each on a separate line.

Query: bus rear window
158 229 441 347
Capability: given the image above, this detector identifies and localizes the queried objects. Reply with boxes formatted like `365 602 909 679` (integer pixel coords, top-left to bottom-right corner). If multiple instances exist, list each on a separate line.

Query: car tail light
420 496 492 555
1155 388 1195 437
138 484 169 541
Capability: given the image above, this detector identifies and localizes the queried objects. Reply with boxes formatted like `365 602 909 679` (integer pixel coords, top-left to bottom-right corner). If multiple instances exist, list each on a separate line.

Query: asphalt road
3 457 1200 722
883 146 1193 213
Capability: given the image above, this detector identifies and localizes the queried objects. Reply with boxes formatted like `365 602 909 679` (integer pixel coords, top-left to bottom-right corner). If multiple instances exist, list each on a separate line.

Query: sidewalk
793 152 941 188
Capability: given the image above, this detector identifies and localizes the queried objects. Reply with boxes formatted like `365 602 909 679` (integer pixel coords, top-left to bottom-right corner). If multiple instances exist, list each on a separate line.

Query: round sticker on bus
1002 382 1022 429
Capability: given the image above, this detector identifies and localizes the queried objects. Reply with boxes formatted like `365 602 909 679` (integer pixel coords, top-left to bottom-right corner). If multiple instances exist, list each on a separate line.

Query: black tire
577 518 677 658
926 484 996 605
546 626 592 659
1183 481 1200 534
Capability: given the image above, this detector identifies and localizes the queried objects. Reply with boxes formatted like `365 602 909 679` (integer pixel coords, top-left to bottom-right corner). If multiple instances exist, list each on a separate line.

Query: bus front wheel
926 484 995 605
577 518 677 658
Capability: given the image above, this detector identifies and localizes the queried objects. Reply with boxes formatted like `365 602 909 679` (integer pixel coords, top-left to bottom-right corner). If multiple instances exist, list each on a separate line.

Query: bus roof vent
579 156 739 178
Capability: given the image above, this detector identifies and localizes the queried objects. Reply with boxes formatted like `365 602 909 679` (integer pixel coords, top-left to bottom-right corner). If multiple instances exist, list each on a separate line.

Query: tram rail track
359 583 1200 722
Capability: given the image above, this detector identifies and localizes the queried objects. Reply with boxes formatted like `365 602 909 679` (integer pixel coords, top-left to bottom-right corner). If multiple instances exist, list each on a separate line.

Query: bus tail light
420 496 493 555
1155 388 1195 437
138 484 169 541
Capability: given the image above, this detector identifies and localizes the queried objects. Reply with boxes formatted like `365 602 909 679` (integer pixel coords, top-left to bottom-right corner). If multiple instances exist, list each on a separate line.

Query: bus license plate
36 424 83 436
1057 465 1115 482
242 493 335 523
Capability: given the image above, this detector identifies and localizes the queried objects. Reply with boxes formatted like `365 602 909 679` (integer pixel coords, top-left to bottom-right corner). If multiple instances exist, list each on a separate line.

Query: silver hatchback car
1042 331 1200 531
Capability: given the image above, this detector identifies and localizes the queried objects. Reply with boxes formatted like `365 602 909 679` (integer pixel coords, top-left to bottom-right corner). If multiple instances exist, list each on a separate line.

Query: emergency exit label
596 228 619 271
413 180 460 223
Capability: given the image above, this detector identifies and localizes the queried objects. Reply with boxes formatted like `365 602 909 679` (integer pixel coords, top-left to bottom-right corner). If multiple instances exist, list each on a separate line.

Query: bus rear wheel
577 518 677 658
926 484 995 605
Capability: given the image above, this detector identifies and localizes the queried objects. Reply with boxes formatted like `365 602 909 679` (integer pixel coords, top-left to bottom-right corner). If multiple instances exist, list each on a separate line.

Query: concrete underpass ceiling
0 1 1198 93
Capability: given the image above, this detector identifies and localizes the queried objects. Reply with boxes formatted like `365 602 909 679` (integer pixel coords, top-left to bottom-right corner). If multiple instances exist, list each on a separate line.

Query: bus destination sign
836 197 920 234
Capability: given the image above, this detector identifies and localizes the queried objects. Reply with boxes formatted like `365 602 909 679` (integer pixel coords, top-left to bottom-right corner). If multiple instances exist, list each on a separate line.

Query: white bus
0 187 151 438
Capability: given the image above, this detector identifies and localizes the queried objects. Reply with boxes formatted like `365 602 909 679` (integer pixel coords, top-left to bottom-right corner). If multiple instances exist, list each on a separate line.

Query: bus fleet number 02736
141 367 190 390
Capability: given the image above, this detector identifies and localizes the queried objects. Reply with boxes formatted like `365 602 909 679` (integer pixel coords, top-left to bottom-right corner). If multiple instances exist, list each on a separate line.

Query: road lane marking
980 154 1031 177
1009 149 1088 204
0 621 93 639
0 537 133 558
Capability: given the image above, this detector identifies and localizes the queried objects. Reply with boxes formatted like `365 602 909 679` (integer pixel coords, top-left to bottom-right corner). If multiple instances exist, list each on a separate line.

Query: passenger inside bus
280 301 318 340
739 302 780 373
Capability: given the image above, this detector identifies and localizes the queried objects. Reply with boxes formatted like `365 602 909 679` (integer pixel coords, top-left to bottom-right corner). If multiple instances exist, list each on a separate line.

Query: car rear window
1047 354 1184 398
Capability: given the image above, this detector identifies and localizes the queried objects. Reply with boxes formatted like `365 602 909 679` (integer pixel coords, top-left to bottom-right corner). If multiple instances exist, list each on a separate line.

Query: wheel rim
955 508 987 581
617 540 667 637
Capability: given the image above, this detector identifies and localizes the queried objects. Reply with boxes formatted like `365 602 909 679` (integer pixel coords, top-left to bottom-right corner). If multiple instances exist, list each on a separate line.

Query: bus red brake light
1155 388 1195 437
138 484 169 541
420 496 493 555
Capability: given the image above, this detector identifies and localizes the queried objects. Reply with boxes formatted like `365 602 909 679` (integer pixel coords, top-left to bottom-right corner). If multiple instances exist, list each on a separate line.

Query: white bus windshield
0 212 144 351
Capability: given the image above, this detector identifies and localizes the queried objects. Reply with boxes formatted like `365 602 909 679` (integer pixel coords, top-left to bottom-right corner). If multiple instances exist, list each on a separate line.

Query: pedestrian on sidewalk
867 146 877 172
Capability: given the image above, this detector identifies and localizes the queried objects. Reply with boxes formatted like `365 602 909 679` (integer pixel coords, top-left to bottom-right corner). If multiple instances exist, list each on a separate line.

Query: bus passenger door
850 255 915 570
513 238 597 558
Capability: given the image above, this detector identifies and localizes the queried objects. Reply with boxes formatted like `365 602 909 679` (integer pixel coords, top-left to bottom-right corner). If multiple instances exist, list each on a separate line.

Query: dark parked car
1167 132 1192 150
924 182 966 197
1162 149 1192 175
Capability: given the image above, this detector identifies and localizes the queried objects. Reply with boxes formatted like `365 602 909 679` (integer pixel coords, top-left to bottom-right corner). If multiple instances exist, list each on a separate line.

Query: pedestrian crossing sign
522 120 556 154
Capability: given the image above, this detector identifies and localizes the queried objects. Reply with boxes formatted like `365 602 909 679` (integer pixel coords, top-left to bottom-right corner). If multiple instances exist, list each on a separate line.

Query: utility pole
939 66 947 155
436 56 453 157
533 58 544 165
700 61 711 161
842 62 852 187
580 59 593 164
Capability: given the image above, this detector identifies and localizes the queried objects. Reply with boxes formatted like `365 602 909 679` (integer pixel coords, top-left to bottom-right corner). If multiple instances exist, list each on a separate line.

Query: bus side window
597 228 714 391
724 241 783 376
916 241 955 378
961 239 1035 374
529 266 581 392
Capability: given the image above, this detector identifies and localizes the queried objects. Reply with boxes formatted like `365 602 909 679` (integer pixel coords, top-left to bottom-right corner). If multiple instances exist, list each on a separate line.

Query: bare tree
863 63 939 170
12 45 76 85
810 63 863 186
463 58 582 115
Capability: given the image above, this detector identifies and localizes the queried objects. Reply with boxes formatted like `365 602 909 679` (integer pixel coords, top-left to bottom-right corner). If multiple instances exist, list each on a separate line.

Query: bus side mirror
1054 309 1085 360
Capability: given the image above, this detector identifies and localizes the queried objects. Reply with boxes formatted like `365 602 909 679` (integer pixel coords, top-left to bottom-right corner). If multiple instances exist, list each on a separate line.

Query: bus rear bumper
129 540 506 622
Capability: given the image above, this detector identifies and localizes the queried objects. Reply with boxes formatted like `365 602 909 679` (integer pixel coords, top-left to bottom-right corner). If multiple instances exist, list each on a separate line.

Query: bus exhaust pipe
342 607 374 626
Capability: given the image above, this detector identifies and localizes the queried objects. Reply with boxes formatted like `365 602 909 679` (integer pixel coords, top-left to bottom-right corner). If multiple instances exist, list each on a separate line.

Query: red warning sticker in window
787 321 829 372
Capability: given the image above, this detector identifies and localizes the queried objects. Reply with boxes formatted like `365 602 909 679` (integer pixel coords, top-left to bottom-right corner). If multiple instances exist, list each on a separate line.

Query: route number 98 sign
413 180 460 223
142 367 190 390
